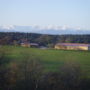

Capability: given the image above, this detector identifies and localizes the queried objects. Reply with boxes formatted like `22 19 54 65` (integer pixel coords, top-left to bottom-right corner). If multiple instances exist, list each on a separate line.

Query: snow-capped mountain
0 25 90 35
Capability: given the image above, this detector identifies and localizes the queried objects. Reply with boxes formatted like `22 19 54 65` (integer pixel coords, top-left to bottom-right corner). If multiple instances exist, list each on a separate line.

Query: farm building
55 43 90 50
21 42 39 48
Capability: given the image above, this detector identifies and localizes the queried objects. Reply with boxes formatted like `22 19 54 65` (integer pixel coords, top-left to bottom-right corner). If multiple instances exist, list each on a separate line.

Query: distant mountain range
0 25 90 35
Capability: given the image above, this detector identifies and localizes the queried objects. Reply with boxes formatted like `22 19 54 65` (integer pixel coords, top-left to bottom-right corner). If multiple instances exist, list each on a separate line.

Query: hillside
0 32 90 46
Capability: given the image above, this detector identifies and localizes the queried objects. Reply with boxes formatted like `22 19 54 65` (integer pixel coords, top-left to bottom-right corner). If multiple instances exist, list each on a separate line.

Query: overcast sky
0 0 90 30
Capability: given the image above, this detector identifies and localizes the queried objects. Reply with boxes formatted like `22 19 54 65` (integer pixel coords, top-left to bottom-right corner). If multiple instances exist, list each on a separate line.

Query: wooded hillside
0 32 90 47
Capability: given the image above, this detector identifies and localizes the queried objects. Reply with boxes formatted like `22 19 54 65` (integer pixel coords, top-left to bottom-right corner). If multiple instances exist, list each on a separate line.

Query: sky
0 0 90 30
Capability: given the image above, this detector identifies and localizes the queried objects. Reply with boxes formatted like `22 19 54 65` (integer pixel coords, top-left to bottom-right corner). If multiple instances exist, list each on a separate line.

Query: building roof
21 42 38 46
56 43 90 47
21 42 30 44
30 43 39 46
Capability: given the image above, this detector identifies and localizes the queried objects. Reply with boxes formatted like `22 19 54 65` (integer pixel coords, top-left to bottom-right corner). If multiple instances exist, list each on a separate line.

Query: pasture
1 46 90 77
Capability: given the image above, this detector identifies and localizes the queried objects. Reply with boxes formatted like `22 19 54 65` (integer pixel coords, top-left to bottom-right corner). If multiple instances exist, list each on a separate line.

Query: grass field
1 46 90 77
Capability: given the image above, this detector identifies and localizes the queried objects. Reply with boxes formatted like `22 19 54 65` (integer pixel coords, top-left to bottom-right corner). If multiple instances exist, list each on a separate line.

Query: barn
55 43 90 50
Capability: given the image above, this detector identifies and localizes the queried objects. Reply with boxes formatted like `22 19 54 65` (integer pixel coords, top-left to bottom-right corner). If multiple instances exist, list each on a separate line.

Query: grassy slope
1 46 90 77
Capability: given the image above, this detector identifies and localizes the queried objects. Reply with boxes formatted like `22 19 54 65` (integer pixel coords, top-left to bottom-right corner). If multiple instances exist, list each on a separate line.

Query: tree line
0 32 90 47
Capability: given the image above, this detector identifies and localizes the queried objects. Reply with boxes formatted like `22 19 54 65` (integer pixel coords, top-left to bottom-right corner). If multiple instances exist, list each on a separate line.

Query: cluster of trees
0 48 90 90
0 32 90 47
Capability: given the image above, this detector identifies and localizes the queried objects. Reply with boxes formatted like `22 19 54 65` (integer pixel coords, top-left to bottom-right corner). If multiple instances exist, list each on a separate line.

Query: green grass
1 46 90 77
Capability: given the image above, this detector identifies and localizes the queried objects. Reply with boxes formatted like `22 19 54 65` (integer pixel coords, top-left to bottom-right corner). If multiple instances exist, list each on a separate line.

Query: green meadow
1 46 90 77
